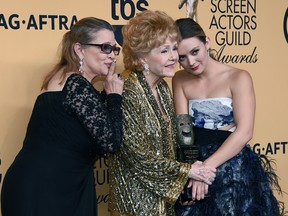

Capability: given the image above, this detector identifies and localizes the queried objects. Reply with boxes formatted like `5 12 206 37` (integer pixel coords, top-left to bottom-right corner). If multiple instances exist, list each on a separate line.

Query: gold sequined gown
108 71 190 216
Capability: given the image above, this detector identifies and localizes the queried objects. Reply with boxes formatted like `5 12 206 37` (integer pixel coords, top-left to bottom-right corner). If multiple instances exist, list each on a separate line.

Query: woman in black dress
1 17 123 216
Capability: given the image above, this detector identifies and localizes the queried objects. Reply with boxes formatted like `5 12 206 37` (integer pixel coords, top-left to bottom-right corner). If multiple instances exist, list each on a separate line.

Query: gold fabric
108 72 190 216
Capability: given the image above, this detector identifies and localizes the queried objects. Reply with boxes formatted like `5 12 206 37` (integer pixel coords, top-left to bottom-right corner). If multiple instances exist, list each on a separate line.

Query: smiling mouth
166 63 176 69
192 65 199 70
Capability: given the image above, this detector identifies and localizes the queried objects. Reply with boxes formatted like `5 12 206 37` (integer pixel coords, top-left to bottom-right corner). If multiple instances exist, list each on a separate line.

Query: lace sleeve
62 74 122 154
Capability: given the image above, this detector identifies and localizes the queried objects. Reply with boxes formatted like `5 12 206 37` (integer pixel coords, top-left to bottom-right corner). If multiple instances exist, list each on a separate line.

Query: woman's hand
180 179 209 205
188 161 216 184
103 60 123 95
191 180 208 201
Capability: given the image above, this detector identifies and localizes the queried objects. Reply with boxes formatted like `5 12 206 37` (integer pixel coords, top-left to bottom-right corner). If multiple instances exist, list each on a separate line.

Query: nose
107 51 115 59
169 49 178 62
187 55 196 66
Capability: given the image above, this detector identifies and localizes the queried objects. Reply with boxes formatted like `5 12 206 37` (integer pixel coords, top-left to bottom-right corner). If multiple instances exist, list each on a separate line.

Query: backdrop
0 0 287 215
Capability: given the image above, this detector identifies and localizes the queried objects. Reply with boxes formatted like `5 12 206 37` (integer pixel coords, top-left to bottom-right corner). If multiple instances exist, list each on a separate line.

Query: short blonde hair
122 10 178 73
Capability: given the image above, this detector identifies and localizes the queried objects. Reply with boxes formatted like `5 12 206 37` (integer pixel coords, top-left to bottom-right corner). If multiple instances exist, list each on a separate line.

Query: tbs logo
111 0 148 20
112 0 149 46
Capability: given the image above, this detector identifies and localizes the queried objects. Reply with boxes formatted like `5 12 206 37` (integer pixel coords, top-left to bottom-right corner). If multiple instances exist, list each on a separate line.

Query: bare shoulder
173 69 187 79
173 69 194 83
46 71 76 91
226 66 254 91
222 64 252 82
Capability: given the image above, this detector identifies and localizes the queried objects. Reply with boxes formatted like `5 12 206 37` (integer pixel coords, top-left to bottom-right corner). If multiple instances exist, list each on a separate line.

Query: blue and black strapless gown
175 127 286 216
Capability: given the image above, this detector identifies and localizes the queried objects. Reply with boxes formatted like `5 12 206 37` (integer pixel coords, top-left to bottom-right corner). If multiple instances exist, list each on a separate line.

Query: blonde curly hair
122 10 179 74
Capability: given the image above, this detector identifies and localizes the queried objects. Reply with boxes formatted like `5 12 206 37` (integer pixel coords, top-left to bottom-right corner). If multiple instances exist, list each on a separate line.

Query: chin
100 70 109 76
164 71 176 78
186 69 201 76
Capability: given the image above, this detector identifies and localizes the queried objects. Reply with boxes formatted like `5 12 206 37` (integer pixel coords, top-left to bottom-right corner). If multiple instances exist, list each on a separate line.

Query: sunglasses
82 43 121 56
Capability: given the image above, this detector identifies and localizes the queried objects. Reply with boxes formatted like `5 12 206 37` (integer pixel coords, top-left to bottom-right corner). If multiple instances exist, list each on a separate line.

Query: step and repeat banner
0 0 287 215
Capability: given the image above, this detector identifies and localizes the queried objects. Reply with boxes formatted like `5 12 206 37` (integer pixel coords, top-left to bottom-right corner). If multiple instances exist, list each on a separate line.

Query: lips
191 65 199 71
105 62 113 68
166 62 177 68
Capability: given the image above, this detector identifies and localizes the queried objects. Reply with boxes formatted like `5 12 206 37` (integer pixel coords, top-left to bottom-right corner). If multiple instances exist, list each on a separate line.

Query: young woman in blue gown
172 17 286 216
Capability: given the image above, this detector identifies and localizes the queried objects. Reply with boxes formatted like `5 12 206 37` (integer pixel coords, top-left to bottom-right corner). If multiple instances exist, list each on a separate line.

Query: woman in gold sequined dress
108 10 216 216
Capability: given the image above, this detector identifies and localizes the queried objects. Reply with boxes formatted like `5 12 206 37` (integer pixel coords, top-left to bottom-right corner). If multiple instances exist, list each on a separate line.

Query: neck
142 71 162 90
199 58 219 79
83 71 97 83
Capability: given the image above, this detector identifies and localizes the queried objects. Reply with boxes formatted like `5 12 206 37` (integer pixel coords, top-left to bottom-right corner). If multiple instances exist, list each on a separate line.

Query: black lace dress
1 74 122 216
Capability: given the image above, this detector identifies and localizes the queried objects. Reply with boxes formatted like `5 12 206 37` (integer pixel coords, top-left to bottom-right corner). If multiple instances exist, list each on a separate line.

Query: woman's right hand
188 161 216 185
103 60 123 95
191 179 208 201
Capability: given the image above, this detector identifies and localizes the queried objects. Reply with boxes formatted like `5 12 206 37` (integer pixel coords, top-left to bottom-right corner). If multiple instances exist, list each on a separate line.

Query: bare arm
204 70 256 169
172 71 189 115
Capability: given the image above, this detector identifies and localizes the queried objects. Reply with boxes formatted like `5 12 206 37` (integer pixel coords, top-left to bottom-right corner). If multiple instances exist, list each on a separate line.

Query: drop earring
207 49 210 57
143 64 150 75
79 58 84 73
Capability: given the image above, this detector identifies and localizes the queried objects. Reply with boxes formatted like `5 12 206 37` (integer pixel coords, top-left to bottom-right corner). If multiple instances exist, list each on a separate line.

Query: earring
207 49 210 57
143 64 150 75
79 58 84 73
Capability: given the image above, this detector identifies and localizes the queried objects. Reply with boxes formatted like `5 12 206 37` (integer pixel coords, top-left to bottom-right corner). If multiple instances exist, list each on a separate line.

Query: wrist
203 160 217 169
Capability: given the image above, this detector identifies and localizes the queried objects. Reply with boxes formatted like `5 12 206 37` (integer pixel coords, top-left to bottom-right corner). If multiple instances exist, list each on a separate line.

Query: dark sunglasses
82 43 120 56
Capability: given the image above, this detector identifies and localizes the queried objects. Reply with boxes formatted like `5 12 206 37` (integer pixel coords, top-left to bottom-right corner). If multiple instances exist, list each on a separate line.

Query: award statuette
175 114 199 202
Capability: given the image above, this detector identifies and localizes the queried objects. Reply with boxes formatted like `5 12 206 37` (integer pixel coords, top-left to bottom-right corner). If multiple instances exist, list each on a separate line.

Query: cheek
199 50 208 60
92 55 106 65
85 56 104 72
148 57 163 70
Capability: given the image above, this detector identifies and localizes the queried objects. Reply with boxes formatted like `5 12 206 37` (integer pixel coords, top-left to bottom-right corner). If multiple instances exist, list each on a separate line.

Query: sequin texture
108 71 190 216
